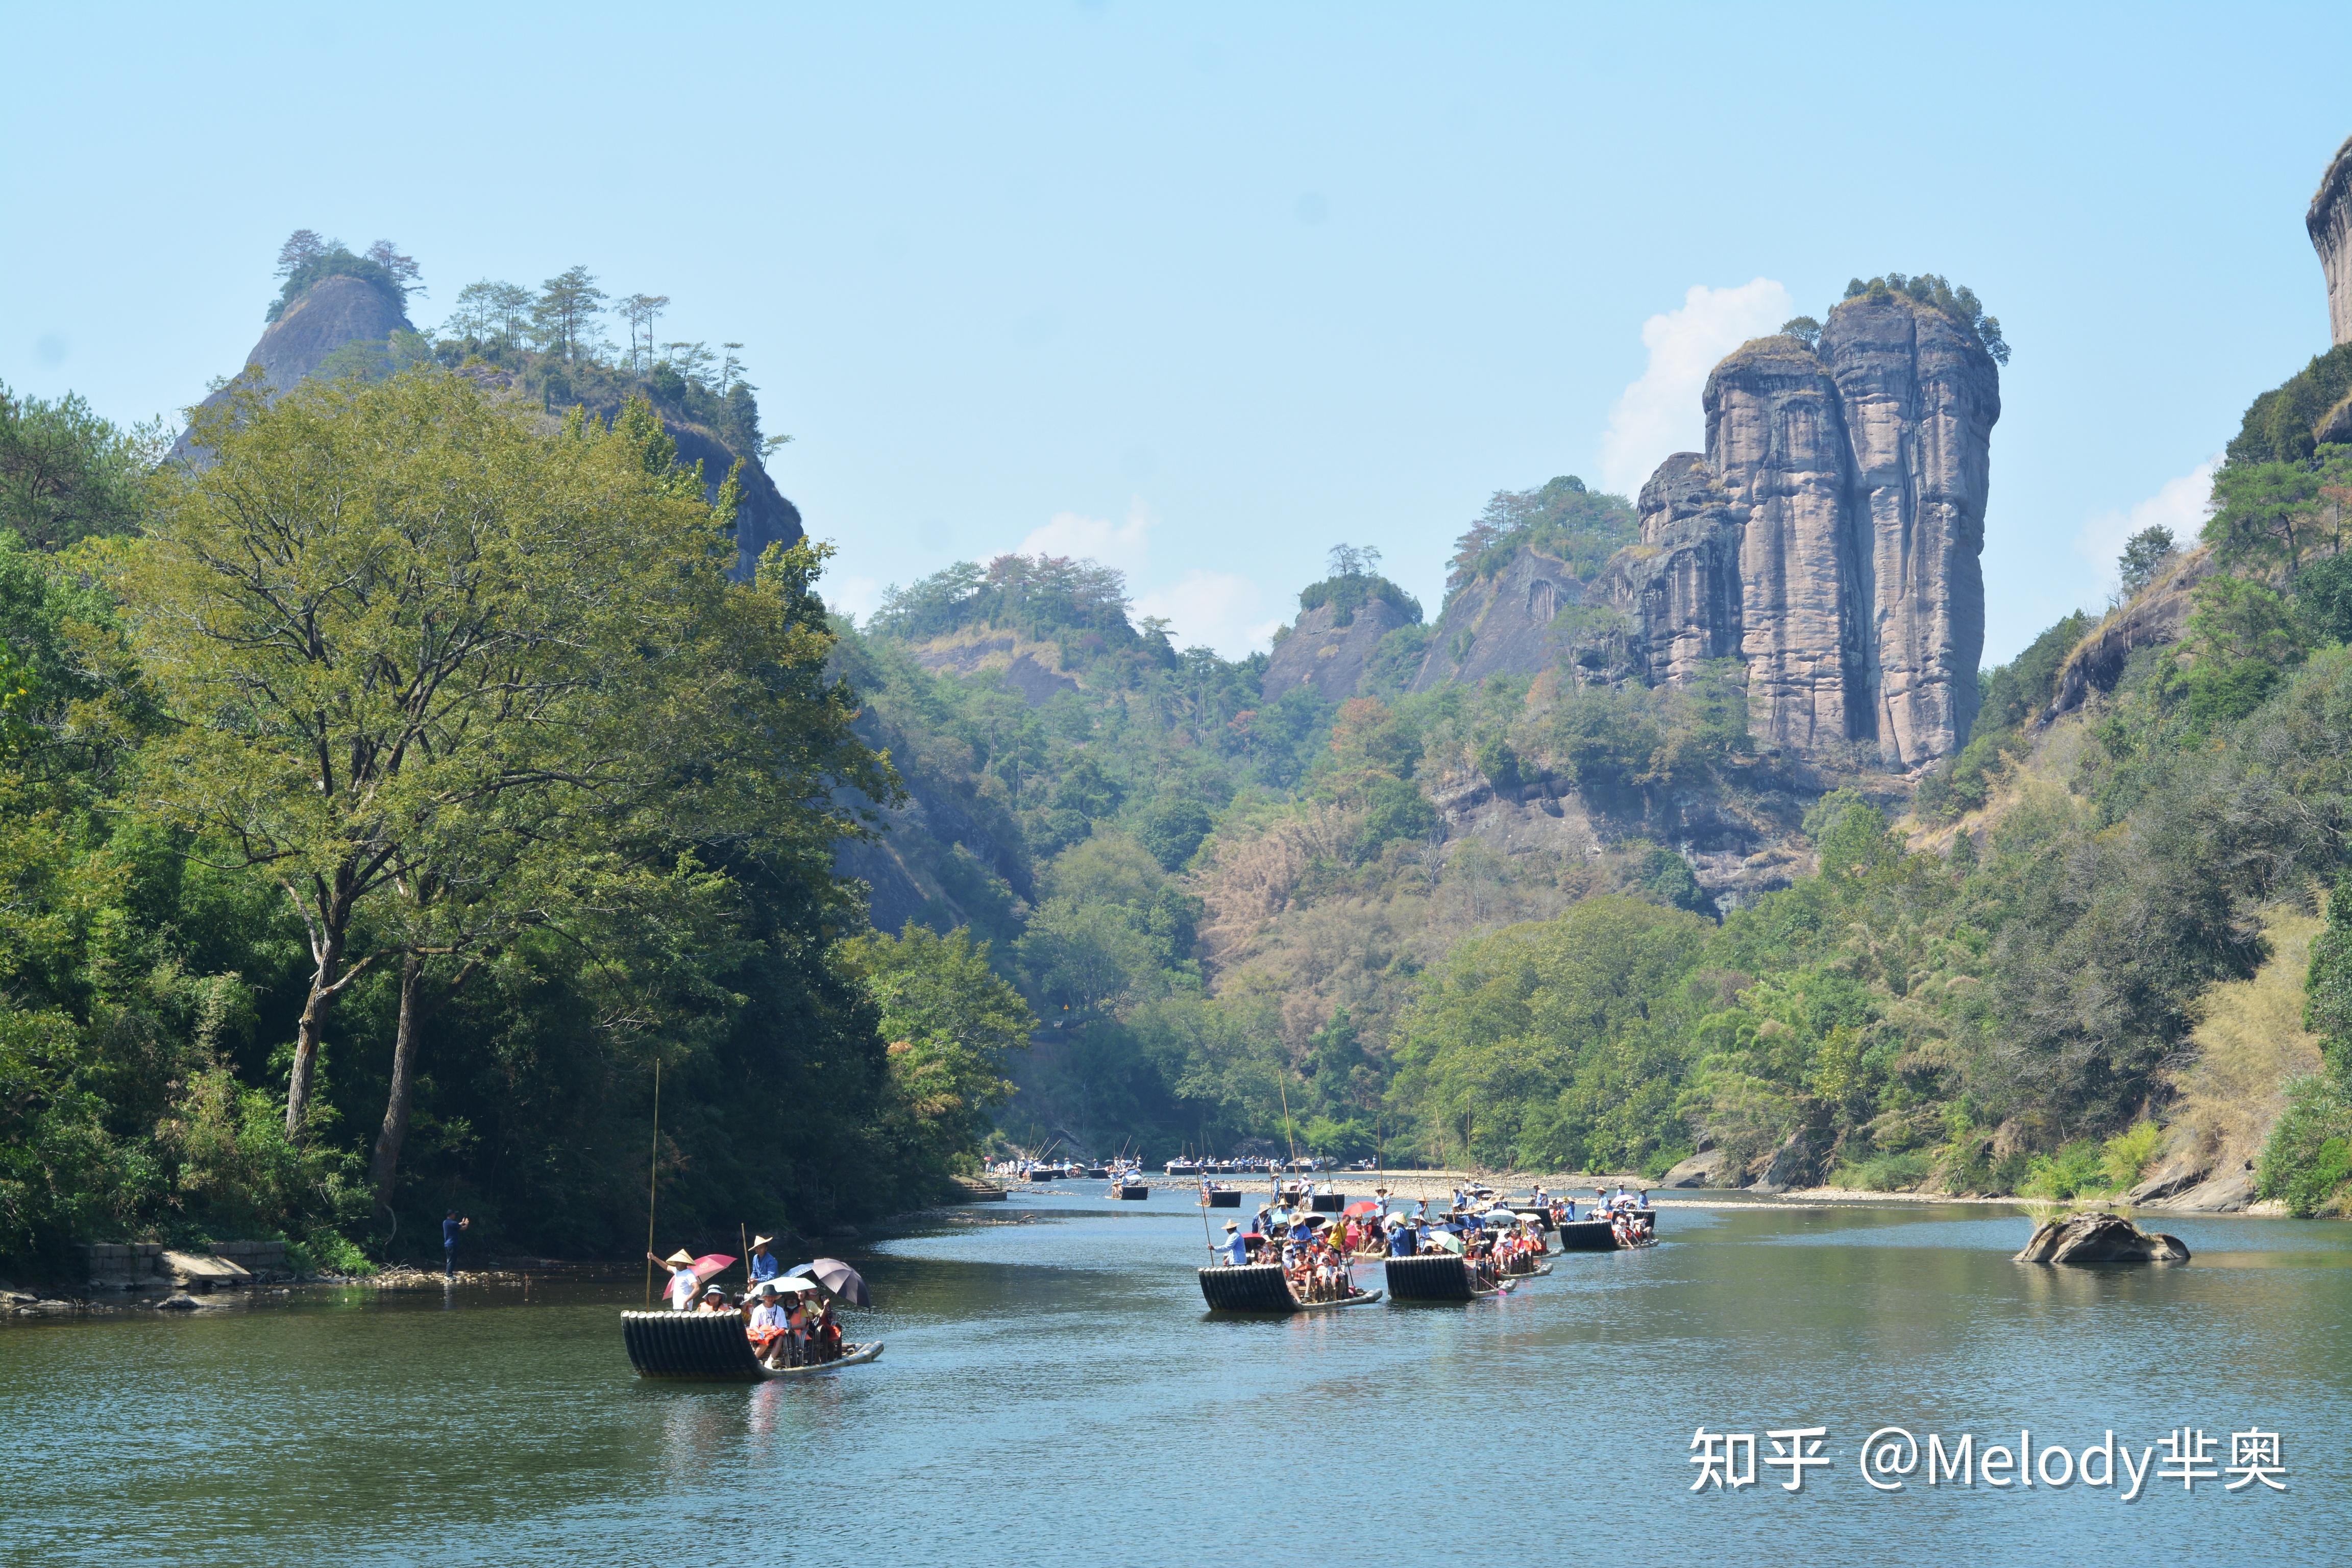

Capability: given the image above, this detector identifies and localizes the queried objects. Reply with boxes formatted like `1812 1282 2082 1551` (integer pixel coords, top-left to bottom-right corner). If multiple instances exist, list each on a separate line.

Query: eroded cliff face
1262 597 1414 703
1409 547 1592 692
2311 133 2352 348
1628 452 1745 684
1819 294 1996 765
1608 291 1998 768
168 276 415 461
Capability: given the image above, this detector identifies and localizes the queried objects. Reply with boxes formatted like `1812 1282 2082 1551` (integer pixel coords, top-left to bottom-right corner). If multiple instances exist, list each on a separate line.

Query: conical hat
665 1249 695 1266
751 1235 775 1249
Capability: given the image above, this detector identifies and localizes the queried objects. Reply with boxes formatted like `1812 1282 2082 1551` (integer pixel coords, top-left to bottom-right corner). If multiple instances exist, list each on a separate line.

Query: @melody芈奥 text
1687 1427 2288 1500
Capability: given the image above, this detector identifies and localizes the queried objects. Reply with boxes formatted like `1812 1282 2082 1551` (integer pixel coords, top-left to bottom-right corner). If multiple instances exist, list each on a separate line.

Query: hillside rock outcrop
1609 291 2000 768
2038 546 2215 724
169 276 414 461
2311 132 2352 347
1409 547 1593 691
1263 597 1415 703
170 276 802 577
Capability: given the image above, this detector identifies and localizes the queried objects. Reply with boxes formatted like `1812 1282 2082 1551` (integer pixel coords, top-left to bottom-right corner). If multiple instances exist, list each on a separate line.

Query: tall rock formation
1626 453 1745 685
168 275 415 461
2312 133 2352 348
1262 595 1415 703
1615 288 2000 768
171 271 802 576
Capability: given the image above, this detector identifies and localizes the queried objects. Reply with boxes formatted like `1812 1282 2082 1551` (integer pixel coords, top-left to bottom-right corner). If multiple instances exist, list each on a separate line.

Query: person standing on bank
443 1211 469 1278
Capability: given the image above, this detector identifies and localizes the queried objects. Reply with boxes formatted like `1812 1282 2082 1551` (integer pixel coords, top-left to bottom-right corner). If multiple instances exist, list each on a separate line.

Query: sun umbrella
771 1276 822 1294
1481 1211 1516 1228
807 1257 871 1308
1343 1200 1379 1217
1427 1230 1465 1254
690 1253 737 1281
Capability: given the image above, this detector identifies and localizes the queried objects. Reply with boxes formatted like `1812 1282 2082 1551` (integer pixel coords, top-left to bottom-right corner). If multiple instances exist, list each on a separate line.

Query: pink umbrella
1343 1200 1380 1217
689 1253 737 1283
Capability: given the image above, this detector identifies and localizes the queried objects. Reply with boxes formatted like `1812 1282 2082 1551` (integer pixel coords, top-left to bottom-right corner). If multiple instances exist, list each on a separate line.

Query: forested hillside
842 340 2352 1215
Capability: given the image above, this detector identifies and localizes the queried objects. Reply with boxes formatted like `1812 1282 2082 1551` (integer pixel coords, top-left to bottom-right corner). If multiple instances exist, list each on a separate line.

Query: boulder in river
2015 1212 2190 1265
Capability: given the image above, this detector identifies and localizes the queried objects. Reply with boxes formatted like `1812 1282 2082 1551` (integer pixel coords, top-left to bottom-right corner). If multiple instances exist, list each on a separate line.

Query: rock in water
2014 1212 2190 1265
2311 133 2352 348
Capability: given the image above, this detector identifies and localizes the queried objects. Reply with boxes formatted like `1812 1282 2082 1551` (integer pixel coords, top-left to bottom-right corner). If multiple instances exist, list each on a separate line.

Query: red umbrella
1343 1200 1380 1217
689 1253 737 1283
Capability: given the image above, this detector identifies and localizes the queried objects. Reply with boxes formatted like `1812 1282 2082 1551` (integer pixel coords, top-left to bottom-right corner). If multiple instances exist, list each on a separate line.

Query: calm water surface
4 1191 2348 1564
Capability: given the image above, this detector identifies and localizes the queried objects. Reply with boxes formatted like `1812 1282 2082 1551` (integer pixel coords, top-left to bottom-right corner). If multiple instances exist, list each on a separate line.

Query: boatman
443 1210 469 1278
1215 1220 1250 1266
748 1236 781 1284
647 1248 702 1310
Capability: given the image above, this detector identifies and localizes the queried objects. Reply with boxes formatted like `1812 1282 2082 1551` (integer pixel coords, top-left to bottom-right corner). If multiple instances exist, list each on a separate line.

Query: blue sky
7 3 2349 662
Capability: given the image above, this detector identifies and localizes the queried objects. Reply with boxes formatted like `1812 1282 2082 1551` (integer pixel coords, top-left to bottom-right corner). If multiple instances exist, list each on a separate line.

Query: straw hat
665 1249 695 1266
1223 1220 1239 1231
751 1235 774 1250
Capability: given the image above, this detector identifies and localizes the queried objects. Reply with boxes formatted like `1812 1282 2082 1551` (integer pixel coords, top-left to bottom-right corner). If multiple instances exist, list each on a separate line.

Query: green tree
844 924 1037 1174
0 383 162 551
532 266 608 363
2118 525 2177 596
113 371 890 1142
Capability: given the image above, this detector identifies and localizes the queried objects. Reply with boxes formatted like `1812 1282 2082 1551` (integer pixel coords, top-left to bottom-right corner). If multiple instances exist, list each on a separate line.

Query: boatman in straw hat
747 1235 781 1285
1214 1220 1249 1266
646 1248 701 1310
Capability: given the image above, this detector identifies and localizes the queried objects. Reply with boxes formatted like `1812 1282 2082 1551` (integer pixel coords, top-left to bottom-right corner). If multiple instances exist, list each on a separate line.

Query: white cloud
1017 500 1153 574
1598 278 1794 497
2077 458 2217 596
1133 571 1284 660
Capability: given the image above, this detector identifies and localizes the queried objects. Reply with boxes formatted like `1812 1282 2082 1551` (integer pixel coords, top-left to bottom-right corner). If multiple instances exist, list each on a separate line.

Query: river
4 1190 2347 1564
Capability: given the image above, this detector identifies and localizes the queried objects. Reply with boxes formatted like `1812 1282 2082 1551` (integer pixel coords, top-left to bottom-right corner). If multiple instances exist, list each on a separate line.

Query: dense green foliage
267 232 423 323
0 374 1006 1276
1443 475 1637 595
1839 273 2009 365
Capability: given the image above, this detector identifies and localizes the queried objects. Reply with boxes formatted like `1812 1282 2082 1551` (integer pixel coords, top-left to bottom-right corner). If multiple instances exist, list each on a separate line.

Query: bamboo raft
622 1311 884 1381
1116 1184 1150 1200
1382 1254 1513 1302
1552 1213 1658 1251
1196 1263 1383 1314
1200 1189 1243 1208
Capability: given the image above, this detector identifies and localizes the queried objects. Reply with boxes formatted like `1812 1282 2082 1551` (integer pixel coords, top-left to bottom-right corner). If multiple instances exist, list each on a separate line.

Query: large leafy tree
112 371 891 1146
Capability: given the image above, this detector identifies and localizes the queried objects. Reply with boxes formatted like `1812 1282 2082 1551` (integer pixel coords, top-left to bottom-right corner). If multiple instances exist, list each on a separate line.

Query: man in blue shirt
748 1236 781 1284
443 1211 468 1278
1215 1221 1250 1266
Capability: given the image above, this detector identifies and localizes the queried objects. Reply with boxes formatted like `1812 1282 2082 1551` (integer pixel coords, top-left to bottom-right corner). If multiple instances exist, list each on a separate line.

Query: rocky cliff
1611 289 2000 767
1408 546 1594 691
1262 595 1416 703
171 274 802 577
168 275 415 460
2311 132 2352 347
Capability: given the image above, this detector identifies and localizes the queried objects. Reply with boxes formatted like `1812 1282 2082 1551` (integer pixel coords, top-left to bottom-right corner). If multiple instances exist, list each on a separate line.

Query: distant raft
621 1311 883 1381
1196 1263 1382 1314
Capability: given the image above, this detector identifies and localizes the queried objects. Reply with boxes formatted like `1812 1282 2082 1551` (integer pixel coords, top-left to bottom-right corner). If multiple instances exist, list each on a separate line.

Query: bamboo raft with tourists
625 1238 883 1382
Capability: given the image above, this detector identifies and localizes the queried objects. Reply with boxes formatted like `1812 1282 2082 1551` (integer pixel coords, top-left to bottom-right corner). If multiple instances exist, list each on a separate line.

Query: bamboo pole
642 1059 660 1309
